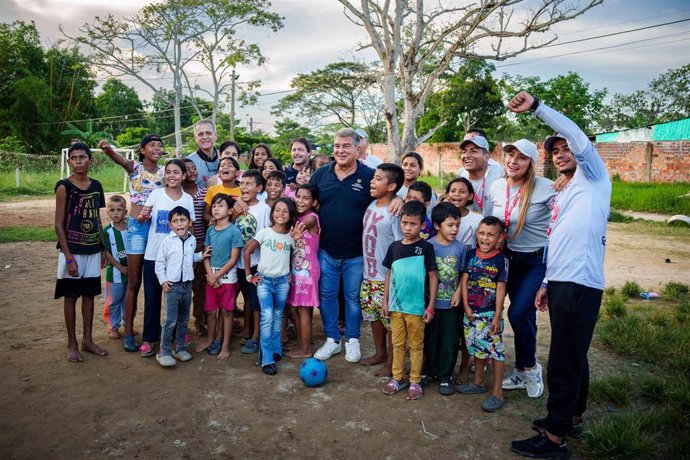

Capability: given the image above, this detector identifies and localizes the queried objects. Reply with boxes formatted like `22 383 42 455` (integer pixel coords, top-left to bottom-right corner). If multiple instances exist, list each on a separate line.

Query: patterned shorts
463 310 505 361
359 279 390 330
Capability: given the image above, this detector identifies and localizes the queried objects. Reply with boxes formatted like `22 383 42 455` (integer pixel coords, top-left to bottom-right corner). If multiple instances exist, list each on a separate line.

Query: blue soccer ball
299 357 328 387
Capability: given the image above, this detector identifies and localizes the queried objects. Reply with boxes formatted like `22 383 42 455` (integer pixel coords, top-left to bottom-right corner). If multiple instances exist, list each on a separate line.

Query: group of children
56 135 510 411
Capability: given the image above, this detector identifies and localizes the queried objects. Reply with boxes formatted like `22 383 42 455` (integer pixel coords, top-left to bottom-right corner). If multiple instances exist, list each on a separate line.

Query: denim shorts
127 216 150 255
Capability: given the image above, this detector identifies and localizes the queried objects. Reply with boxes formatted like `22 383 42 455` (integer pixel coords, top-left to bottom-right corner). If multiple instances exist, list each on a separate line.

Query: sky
3 0 690 134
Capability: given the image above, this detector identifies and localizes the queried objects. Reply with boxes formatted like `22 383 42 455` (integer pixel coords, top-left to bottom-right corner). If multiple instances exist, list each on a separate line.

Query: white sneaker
172 348 193 362
314 338 342 360
156 353 177 367
344 338 361 363
524 363 544 398
502 367 526 390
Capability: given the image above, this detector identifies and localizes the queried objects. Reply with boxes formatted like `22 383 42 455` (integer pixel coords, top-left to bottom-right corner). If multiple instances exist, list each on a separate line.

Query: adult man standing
508 92 611 459
355 128 382 169
456 134 503 216
187 120 219 188
309 128 377 363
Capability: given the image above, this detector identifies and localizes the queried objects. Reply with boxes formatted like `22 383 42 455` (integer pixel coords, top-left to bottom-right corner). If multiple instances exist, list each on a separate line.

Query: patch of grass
608 210 634 223
663 281 689 302
589 373 633 405
638 374 667 401
0 226 55 243
621 281 642 298
604 286 617 297
604 294 627 318
610 181 690 215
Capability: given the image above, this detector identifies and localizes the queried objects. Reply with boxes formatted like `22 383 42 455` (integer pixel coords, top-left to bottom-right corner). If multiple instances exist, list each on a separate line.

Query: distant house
596 118 690 143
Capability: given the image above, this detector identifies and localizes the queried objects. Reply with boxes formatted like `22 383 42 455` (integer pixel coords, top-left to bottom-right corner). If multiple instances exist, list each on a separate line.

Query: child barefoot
195 194 244 359
285 184 321 359
382 201 438 400
154 206 211 367
457 216 508 412
55 143 108 362
103 195 129 339
244 198 305 375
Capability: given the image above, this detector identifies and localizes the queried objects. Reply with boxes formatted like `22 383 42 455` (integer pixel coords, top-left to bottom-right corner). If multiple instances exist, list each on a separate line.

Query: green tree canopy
95 78 144 136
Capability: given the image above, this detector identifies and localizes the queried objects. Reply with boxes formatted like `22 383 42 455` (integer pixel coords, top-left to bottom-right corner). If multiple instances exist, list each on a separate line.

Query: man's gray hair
194 119 216 132
335 127 360 148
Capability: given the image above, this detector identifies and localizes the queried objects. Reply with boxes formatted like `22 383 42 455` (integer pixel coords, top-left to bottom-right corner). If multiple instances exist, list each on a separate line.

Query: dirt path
0 204 689 458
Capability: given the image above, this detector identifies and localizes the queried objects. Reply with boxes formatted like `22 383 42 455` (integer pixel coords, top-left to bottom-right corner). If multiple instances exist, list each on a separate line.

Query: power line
542 18 690 48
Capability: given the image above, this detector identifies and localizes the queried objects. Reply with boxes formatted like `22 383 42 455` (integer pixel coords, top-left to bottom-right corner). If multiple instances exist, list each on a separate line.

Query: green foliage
0 136 27 153
418 60 504 143
610 181 690 215
61 120 115 147
116 127 150 148
0 226 55 243
621 281 642 299
663 281 689 302
95 78 144 136
270 119 312 163
604 294 627 318
505 72 606 139
599 64 690 131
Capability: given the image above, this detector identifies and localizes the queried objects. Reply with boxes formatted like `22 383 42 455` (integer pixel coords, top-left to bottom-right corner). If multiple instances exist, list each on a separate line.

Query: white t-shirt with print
255 227 295 277
143 188 195 261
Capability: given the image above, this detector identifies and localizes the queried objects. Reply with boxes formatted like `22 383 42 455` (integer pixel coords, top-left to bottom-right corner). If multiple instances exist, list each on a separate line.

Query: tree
271 119 313 162
61 120 115 146
506 71 606 139
599 64 690 131
65 0 282 155
95 78 144 136
337 0 603 162
273 61 380 128
418 59 504 142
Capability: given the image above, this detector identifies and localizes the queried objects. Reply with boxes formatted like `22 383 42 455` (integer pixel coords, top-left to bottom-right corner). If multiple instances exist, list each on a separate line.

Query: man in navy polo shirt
310 128 381 363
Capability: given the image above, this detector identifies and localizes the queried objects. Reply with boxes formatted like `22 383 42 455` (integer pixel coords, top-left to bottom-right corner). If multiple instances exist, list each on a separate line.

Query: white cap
503 139 539 163
459 136 490 151
354 128 368 140
544 134 567 153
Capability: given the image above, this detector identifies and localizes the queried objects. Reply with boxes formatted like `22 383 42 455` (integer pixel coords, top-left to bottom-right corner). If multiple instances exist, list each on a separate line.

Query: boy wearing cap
456 135 503 216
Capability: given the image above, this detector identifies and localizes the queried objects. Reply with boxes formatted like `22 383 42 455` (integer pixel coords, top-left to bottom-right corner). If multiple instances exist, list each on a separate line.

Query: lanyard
504 183 523 239
474 176 486 211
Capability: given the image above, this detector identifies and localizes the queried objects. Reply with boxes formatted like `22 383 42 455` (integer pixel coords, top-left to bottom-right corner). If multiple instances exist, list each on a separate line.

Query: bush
663 281 689 302
621 281 642 298
604 295 627 318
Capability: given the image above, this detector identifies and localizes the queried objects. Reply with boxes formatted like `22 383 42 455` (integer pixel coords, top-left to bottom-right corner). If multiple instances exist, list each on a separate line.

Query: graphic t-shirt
143 188 195 261
236 201 271 269
104 224 128 283
255 227 295 277
457 211 483 250
205 224 244 283
362 201 402 282
128 161 164 206
55 178 105 255
382 239 437 316
463 249 509 313
429 238 465 309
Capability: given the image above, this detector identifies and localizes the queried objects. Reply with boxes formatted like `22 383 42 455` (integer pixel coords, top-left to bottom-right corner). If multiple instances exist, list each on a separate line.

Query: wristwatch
529 95 541 112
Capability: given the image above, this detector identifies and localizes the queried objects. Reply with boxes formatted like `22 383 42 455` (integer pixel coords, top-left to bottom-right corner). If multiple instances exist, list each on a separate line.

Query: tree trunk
382 69 401 163
174 71 183 158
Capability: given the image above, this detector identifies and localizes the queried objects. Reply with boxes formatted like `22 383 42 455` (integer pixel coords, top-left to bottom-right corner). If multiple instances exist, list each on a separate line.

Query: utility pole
229 69 239 141
249 117 254 136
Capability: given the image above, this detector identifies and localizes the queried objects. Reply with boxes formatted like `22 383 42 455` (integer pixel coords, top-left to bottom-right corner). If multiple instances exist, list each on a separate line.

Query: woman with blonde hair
489 139 555 399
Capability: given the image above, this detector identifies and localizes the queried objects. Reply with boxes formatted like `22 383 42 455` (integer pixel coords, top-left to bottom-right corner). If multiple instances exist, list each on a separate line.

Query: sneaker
524 363 544 398
207 339 221 356
314 338 342 360
457 382 488 394
344 338 361 363
262 363 277 375
511 432 568 459
438 379 455 396
156 353 177 367
172 348 193 362
503 367 527 390
241 339 259 354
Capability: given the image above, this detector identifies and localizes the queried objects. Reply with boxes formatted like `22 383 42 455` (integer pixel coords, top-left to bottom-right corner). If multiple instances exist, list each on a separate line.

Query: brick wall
369 141 690 182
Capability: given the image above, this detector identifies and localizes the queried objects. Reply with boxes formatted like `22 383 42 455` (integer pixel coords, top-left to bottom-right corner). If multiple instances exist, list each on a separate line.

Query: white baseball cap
544 134 567 153
502 139 539 163
459 136 490 151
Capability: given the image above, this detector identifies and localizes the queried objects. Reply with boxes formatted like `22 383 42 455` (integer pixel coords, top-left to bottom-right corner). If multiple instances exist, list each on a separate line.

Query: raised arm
99 140 135 174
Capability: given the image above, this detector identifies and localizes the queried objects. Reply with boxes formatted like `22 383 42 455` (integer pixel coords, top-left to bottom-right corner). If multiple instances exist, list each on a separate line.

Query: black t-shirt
55 178 105 255
310 161 375 259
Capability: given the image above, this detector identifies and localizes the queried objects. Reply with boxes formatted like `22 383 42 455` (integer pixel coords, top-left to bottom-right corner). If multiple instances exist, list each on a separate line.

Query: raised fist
508 92 535 113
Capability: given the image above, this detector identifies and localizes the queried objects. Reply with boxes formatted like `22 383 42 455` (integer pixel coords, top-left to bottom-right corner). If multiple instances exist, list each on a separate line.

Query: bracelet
246 274 253 282
541 281 548 289
65 258 74 265
425 307 435 316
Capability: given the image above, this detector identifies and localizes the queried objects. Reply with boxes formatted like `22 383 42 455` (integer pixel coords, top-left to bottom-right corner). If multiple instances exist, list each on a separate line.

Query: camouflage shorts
359 279 390 330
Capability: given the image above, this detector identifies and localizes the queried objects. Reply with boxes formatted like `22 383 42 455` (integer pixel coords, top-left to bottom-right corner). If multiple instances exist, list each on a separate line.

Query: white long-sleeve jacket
155 231 203 285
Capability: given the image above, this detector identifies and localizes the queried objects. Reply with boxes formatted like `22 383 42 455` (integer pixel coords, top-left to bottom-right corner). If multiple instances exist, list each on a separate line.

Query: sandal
239 335 250 346
406 383 423 400
207 339 222 356
383 379 410 395
139 342 154 357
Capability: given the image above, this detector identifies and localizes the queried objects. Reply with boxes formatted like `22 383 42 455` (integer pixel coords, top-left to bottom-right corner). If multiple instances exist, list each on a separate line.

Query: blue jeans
505 248 546 369
160 281 192 356
318 250 363 342
256 274 290 366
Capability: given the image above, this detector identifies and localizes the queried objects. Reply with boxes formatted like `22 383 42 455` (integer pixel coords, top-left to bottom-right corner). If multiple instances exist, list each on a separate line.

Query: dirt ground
1 198 689 459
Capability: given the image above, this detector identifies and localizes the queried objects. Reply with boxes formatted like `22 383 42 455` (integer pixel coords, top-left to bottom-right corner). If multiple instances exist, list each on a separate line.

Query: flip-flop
207 339 222 356
406 383 423 400
383 379 410 395
139 342 155 358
